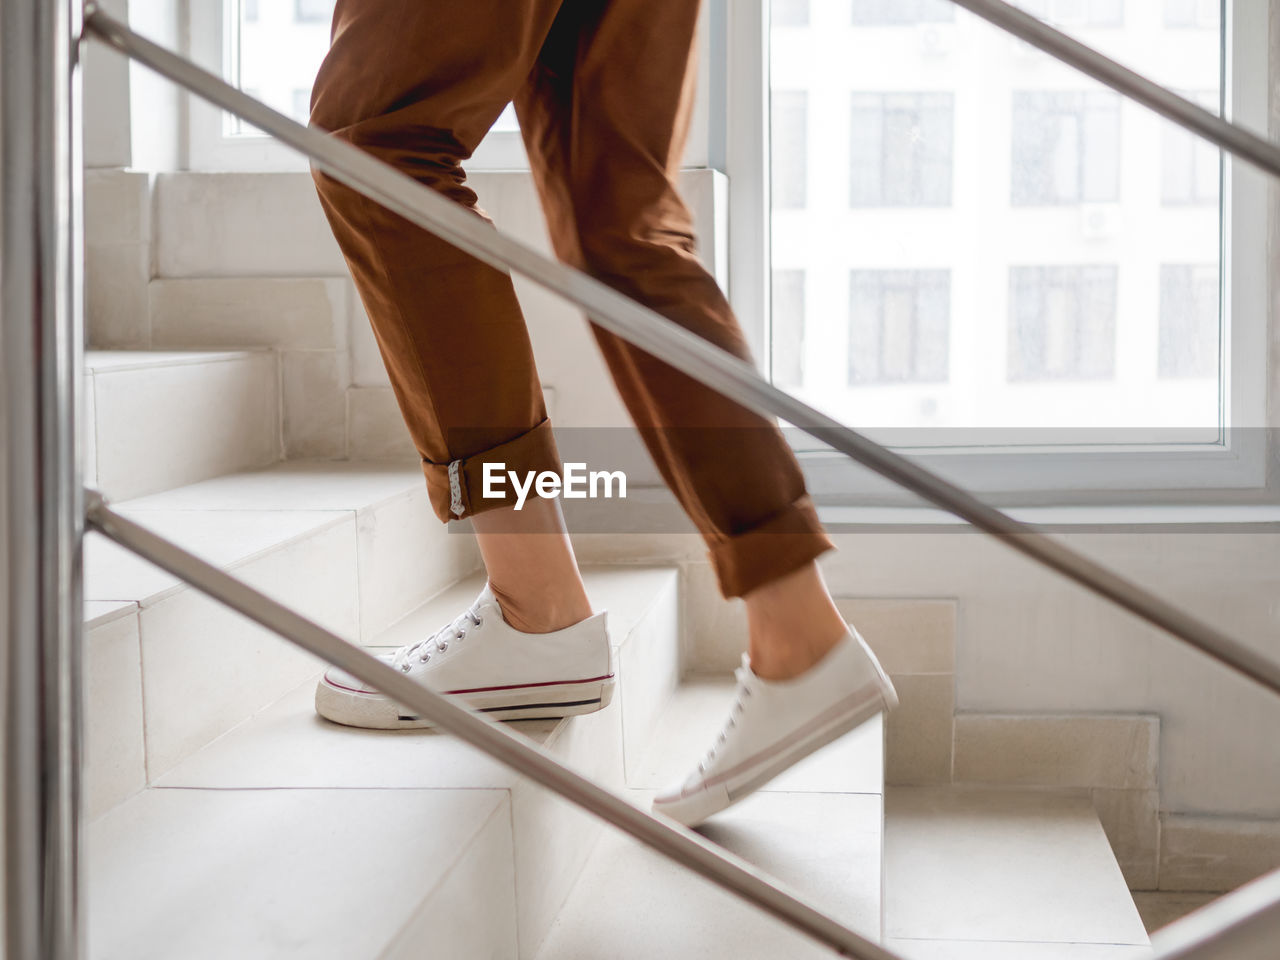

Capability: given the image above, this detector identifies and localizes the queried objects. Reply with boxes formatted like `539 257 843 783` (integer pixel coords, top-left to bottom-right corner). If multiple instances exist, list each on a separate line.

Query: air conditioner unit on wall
1079 203 1121 240
917 23 955 58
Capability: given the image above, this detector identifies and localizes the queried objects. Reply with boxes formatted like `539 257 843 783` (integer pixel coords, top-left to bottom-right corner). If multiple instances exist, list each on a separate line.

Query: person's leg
514 0 846 671
308 0 611 728
514 0 896 826
309 0 590 634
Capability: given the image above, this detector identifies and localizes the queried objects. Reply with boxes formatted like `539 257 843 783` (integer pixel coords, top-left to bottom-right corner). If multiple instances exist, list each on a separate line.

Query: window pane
849 271 951 384
850 93 953 206
1159 264 1219 378
1012 91 1120 205
769 0 1221 432
771 91 808 209
1008 266 1117 380
772 0 811 28
235 0 334 133
295 0 334 24
852 0 955 24
772 270 807 387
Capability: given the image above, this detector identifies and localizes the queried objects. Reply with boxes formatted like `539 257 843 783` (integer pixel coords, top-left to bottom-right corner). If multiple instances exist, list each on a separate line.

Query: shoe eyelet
437 640 449 652
419 652 430 663
473 615 483 627
400 662 412 673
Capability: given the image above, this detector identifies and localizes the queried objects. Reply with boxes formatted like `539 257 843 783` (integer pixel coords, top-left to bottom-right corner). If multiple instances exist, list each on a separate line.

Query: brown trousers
309 0 834 598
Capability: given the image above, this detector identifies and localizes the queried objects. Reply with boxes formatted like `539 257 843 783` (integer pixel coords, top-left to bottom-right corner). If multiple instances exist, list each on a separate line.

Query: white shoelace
698 658 757 773
391 602 484 673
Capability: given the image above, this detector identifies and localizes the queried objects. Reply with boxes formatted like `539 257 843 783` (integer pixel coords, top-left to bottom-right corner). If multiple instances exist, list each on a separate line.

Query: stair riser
377 799 520 960
85 492 469 809
136 519 357 779
511 571 679 958
87 354 281 500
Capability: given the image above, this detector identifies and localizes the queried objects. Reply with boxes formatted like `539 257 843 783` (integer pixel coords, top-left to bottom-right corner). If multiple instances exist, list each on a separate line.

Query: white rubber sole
315 674 616 730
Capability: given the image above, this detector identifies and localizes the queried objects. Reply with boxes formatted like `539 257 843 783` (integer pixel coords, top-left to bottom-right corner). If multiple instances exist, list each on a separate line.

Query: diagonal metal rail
82 3 1280 701
84 493 899 960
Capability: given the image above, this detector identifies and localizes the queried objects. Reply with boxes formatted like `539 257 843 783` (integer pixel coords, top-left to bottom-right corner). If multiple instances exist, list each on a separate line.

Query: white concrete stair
83 461 478 816
883 786 1153 959
85 349 281 500
86 564 681 960
534 681 887 959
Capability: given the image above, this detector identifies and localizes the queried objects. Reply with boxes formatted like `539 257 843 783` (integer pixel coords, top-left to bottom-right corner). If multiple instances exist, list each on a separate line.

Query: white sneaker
652 628 897 827
315 582 614 729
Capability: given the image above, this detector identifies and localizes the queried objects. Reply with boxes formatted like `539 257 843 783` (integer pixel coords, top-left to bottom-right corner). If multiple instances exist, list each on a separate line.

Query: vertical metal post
2 0 86 957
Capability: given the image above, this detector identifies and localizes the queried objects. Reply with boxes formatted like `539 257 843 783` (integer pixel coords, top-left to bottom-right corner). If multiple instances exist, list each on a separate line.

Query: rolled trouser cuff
422 418 563 521
705 494 836 599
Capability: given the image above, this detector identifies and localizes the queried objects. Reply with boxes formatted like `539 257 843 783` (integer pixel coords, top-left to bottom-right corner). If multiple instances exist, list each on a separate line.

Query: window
1162 90 1220 205
772 0 810 28
851 0 955 25
1008 265 1117 381
764 0 1243 459
291 88 311 124
772 271 806 388
1165 0 1220 28
1011 91 1121 205
850 93 953 207
849 270 950 384
1016 0 1124 26
1159 264 1219 378
294 0 333 24
771 91 808 209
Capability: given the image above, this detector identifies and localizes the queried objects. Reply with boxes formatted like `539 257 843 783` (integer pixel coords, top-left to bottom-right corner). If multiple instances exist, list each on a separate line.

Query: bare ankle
488 580 593 634
743 561 848 681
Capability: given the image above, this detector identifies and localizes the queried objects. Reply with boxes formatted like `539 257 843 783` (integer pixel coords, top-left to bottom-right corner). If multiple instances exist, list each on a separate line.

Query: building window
294 0 334 24
1162 91 1220 205
851 0 955 25
1011 91 1120 206
771 91 808 210
1008 265 1117 381
291 88 311 124
848 270 950 385
850 93 954 207
772 270 806 388
1015 0 1124 26
1165 0 1220 28
772 0 810 28
1159 265 1219 378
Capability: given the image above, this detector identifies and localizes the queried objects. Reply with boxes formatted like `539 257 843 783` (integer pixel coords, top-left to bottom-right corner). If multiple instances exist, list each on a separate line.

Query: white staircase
80 170 1154 960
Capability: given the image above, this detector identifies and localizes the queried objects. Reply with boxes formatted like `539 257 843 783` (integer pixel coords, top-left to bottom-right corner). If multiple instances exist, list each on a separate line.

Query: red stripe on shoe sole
323 673 614 696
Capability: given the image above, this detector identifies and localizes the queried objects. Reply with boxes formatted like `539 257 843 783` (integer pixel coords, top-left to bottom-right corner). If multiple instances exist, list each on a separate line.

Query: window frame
731 0 1270 503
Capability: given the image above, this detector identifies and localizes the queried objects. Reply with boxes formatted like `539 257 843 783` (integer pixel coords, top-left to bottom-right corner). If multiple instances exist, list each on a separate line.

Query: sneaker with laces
652 627 897 828
315 582 614 729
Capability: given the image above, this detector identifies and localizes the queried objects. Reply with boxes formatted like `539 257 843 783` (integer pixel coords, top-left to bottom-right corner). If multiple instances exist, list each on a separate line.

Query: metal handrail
26 2 1274 959
2 1 84 958
83 3 1280 700
85 493 898 960
1151 866 1280 960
